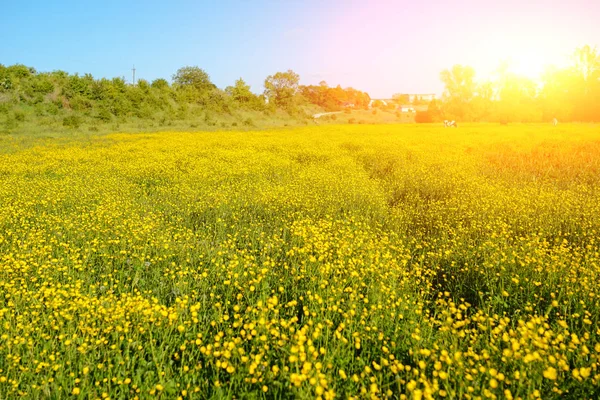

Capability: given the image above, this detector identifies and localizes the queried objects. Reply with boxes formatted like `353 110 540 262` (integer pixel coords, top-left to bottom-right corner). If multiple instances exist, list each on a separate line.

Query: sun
475 33 568 82
506 52 551 80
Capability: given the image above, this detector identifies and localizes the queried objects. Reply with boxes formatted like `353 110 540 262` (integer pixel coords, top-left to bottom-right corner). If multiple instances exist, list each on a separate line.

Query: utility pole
132 65 136 85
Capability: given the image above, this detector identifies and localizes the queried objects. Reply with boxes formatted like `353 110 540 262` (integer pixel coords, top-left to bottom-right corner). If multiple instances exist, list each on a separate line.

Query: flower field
0 124 599 399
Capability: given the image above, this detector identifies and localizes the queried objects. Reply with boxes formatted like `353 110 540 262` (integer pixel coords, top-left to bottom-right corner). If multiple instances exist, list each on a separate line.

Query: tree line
436 45 600 123
0 65 371 131
1 44 599 132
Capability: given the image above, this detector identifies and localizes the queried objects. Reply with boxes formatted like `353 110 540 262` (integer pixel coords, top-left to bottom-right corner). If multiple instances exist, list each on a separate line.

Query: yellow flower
543 367 557 380
72 388 80 395
580 367 591 378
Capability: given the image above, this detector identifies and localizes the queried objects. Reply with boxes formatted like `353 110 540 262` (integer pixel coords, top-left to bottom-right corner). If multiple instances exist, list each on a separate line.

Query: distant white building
369 94 437 108
368 99 389 108
407 94 436 102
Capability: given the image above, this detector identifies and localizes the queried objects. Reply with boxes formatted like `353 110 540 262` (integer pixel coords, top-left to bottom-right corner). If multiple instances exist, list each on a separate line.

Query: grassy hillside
1 64 411 136
0 124 599 399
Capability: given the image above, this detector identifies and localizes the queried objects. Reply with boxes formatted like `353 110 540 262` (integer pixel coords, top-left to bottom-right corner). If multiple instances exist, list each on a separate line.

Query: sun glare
475 33 569 82
507 53 551 80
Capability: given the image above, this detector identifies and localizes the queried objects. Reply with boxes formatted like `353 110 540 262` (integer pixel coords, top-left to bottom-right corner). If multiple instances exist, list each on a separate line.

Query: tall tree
440 65 476 120
570 45 600 121
225 78 253 103
172 66 215 93
264 70 300 109
572 45 600 84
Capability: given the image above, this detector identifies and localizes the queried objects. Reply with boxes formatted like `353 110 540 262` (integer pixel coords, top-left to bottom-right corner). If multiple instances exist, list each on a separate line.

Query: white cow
444 120 458 128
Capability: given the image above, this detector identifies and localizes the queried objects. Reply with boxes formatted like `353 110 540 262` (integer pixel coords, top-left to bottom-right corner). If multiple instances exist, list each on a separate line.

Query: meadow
0 124 599 399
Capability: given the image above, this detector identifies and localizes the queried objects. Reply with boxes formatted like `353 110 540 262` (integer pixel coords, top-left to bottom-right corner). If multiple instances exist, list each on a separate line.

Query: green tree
392 93 410 104
571 45 600 121
172 66 215 92
151 78 169 89
225 78 253 103
540 66 576 121
572 45 600 85
470 81 494 121
264 70 300 109
440 65 476 120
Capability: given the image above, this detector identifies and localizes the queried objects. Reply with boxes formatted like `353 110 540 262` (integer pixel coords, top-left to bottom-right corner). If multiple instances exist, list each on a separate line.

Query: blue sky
2 0 599 98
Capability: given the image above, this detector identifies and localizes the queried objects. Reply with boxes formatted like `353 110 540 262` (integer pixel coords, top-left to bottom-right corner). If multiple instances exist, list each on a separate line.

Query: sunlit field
1 124 599 399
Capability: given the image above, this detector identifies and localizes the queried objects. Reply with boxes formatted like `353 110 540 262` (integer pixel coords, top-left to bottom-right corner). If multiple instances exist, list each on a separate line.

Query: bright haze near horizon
2 0 599 98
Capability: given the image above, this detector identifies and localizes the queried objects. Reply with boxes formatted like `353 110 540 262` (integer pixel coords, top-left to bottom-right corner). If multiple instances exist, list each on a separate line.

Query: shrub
137 79 150 92
0 75 12 92
135 104 155 120
32 79 54 95
14 111 25 122
204 113 214 125
46 102 60 115
70 95 93 112
63 115 82 129
348 118 356 124
0 103 11 114
96 108 112 122
415 111 432 123
3 114 18 131
151 78 169 90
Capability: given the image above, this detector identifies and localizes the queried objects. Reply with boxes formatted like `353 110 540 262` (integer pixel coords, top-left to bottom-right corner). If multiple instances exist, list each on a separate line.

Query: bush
0 103 11 114
415 111 432 123
137 79 150 92
151 78 169 90
32 79 54 95
7 64 33 78
3 114 18 131
204 113 214 125
70 95 93 112
46 102 60 115
14 111 25 122
348 118 356 124
243 118 255 127
63 115 82 129
0 75 12 92
96 108 112 122
135 104 155 120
